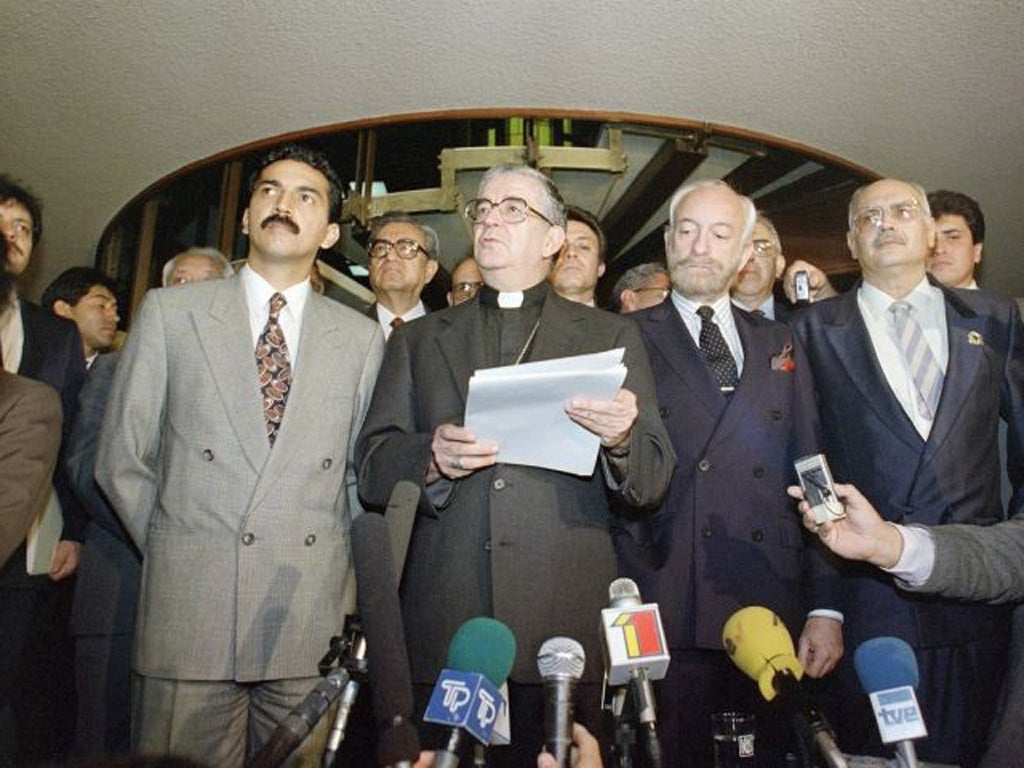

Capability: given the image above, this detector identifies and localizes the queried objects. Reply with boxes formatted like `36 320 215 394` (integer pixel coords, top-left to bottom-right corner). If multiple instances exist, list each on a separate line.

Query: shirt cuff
883 524 935 587
807 609 844 624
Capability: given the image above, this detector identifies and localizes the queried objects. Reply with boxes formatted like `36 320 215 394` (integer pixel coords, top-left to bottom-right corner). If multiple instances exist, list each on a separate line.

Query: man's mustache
261 214 299 234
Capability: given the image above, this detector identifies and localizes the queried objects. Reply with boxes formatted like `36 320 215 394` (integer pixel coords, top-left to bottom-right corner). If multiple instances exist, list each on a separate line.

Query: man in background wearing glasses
611 262 671 314
357 164 674 767
366 212 440 340
730 213 792 322
790 178 1024 766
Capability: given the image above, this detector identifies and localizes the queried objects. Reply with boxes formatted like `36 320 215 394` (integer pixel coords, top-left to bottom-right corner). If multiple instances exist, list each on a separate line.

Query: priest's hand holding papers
464 348 630 475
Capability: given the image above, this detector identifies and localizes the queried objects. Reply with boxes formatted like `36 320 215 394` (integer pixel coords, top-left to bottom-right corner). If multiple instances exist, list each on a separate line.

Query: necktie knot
268 292 287 321
390 316 404 330
889 300 911 326
697 305 715 322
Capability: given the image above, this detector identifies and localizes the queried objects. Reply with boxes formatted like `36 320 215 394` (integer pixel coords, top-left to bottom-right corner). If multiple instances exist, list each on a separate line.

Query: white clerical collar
498 291 524 309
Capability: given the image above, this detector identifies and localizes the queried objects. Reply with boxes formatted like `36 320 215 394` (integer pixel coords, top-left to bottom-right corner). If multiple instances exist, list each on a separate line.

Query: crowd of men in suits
2 146 1022 768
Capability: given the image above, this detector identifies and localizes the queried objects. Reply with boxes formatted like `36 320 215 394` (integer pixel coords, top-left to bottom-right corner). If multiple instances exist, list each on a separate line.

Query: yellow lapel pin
967 331 983 346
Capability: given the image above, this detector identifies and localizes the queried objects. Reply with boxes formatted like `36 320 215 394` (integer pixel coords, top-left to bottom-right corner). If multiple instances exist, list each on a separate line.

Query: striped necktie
890 300 943 420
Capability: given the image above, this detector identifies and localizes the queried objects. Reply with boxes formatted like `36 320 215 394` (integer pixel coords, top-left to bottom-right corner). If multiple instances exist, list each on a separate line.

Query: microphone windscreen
608 577 642 608
537 636 586 682
385 480 419 585
351 511 419 763
446 617 517 687
854 637 920 693
722 606 803 701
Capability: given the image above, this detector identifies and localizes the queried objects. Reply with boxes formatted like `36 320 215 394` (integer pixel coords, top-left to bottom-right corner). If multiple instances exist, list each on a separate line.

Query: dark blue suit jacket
617 300 839 650
789 282 1024 648
0 301 86 588
68 352 141 637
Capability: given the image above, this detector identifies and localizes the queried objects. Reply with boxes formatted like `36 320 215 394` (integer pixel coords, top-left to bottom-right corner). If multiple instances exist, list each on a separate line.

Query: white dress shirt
376 300 426 340
0 292 24 372
241 265 310 373
885 524 936 587
857 278 948 439
671 291 745 376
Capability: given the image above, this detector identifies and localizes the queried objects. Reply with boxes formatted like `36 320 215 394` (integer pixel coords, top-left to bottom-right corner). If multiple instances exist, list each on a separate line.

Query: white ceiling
3 0 1022 297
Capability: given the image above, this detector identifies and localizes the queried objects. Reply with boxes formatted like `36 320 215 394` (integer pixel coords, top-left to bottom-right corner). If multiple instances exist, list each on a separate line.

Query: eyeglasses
451 281 483 300
852 200 924 232
368 238 430 261
752 239 778 256
463 197 555 226
634 286 669 298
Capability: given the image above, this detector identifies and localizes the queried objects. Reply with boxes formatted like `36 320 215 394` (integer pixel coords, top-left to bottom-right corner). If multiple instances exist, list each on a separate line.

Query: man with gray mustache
790 178 1024 767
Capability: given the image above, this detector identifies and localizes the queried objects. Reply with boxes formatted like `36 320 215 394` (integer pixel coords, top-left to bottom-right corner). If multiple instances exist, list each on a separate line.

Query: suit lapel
17 303 44 377
529 293 589 362
195 278 269 475
705 312 773 452
924 290 984 457
434 303 485 408
823 290 922 451
643 301 726 419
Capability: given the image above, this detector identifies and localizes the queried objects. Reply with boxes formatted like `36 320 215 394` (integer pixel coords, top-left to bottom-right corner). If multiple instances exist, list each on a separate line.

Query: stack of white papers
465 348 627 476
26 488 62 575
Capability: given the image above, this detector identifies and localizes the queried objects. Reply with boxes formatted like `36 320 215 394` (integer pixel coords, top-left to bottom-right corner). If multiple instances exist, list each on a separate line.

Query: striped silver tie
890 300 944 420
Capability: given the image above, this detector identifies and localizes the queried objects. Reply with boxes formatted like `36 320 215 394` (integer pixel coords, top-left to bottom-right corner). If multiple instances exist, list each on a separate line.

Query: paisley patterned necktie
256 292 291 445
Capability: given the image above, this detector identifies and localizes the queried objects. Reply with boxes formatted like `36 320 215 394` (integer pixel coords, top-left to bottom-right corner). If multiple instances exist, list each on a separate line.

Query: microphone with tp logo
424 617 516 768
722 606 848 768
855 637 927 768
537 636 586 768
600 577 669 768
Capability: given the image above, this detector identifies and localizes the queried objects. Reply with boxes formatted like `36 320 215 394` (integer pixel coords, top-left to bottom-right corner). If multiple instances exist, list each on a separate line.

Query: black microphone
538 636 586 768
722 606 847 768
321 482 419 767
351 510 420 767
250 668 350 768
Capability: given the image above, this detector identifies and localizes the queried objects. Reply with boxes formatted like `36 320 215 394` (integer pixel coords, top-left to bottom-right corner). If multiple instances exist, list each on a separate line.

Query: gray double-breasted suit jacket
96 276 384 681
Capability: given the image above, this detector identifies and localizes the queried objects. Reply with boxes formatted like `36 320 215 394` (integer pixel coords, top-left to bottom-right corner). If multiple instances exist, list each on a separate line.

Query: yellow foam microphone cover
722 606 804 701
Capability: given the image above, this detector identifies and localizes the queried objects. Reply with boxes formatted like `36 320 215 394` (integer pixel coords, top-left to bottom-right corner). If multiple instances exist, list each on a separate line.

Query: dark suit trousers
0 578 76 767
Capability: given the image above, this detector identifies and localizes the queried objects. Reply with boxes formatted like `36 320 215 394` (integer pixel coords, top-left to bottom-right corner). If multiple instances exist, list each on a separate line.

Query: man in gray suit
356 164 674 766
97 144 384 766
794 483 1024 768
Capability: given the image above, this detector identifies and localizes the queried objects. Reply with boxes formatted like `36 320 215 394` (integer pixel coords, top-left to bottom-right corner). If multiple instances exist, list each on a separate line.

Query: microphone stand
606 684 636 768
319 615 369 768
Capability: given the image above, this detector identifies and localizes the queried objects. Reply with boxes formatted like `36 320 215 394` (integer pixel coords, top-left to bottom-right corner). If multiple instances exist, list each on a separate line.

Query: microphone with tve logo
600 577 669 768
425 617 516 768
855 637 926 768
723 606 848 768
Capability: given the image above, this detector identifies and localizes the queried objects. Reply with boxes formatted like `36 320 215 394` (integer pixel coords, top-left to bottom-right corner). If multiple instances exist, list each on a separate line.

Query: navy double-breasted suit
790 283 1024 765
617 299 839 767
